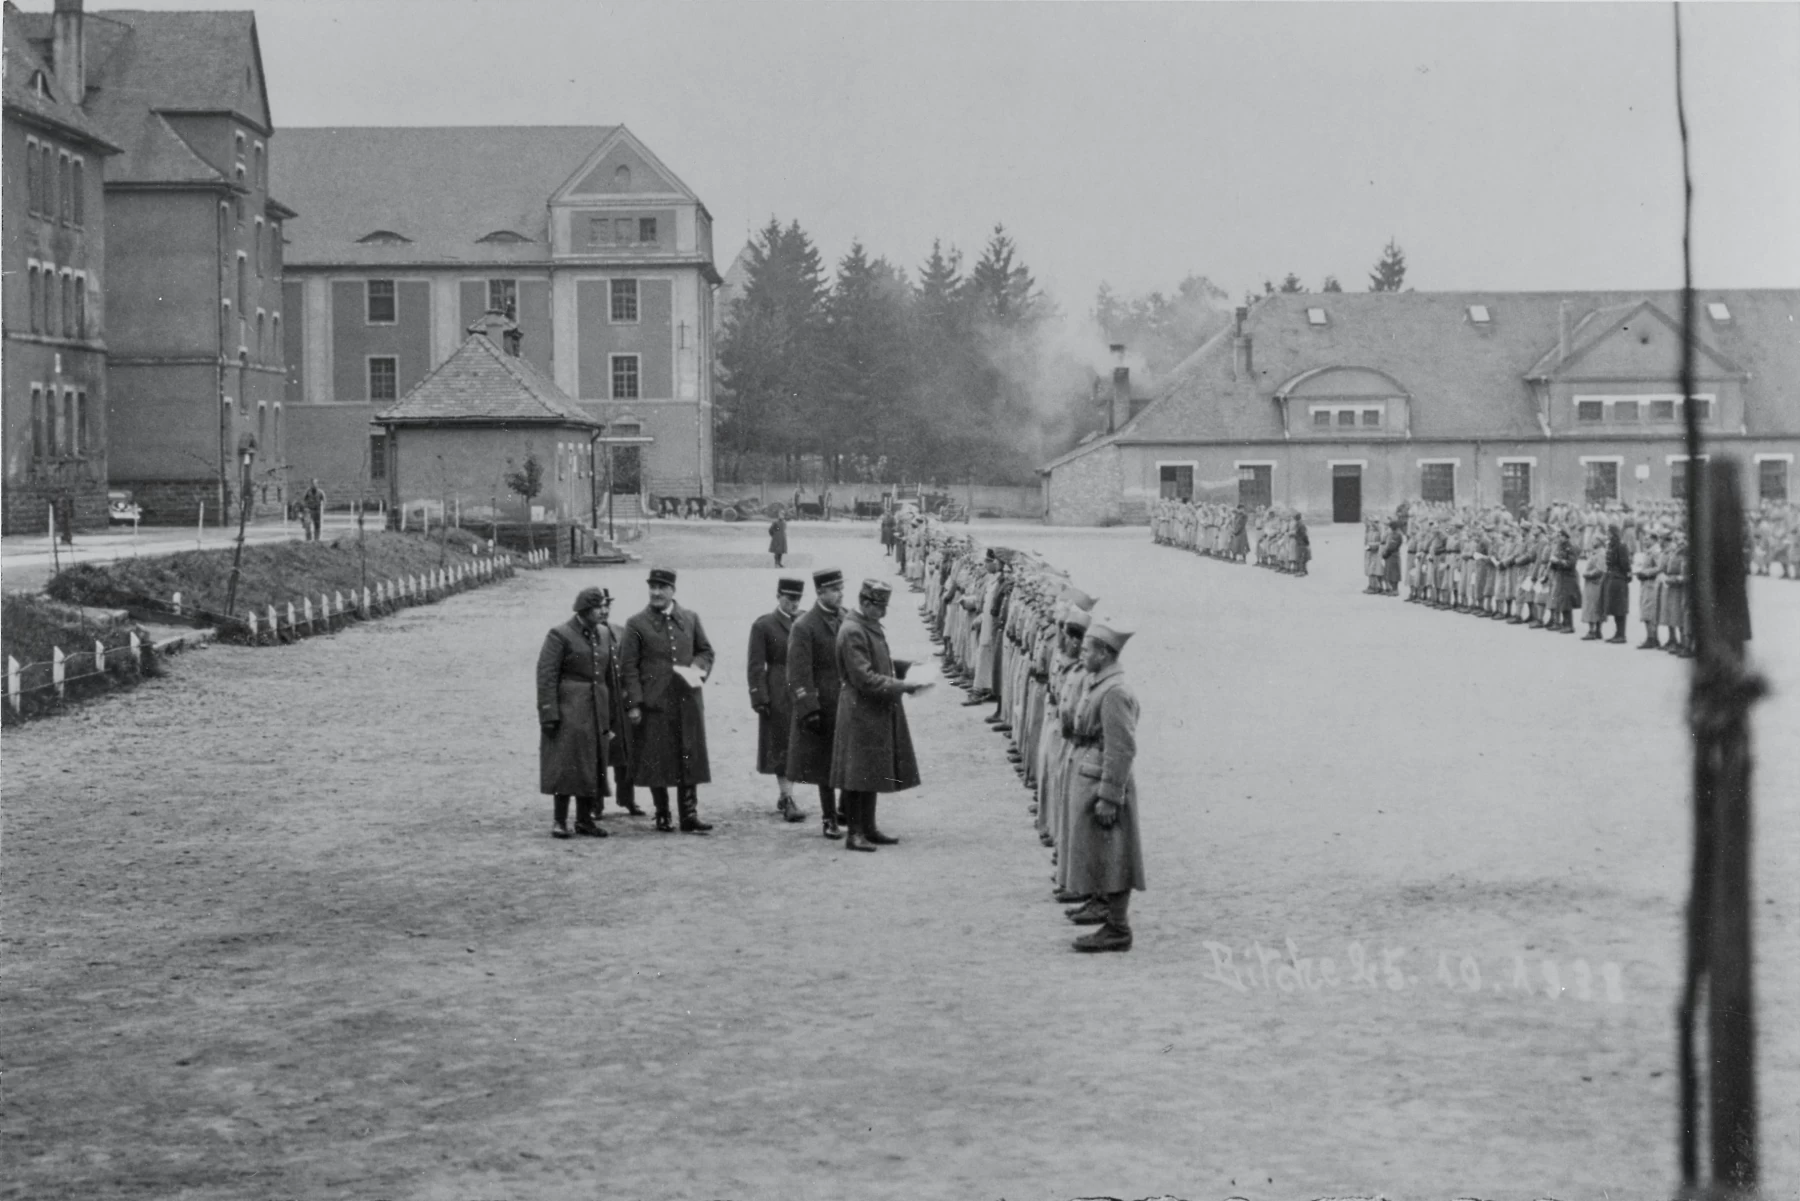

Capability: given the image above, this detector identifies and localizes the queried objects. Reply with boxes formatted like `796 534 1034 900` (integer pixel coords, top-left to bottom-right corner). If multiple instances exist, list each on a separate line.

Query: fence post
363 586 372 614
286 600 297 633
96 639 106 674
52 646 66 699
172 591 183 616
335 590 345 616
267 604 278 634
129 631 141 670
8 655 20 713
248 610 259 639
303 595 315 632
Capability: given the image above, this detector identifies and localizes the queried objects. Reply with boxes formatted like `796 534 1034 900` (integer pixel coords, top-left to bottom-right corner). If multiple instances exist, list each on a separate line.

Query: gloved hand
1093 799 1119 829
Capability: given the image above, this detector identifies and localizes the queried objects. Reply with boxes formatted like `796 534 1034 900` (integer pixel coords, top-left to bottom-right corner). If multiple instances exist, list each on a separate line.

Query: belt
1068 735 1101 749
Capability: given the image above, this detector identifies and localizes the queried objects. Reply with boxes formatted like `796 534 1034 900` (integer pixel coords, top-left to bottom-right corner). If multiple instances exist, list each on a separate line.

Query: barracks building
1043 290 1800 526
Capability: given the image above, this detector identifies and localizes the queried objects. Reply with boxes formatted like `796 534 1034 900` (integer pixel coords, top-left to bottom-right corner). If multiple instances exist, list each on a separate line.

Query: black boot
820 785 844 839
864 795 899 846
574 796 608 837
651 787 674 833
678 786 712 834
843 793 875 852
552 794 572 839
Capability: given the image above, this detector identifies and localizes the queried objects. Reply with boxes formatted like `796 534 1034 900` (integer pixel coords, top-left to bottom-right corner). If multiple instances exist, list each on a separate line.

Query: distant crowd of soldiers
1149 499 1312 575
897 514 1144 953
1358 498 1800 654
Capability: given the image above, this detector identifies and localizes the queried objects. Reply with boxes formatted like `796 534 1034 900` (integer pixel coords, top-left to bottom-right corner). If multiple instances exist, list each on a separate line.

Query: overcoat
1062 661 1146 896
829 608 921 793
785 601 844 784
536 617 616 797
620 603 715 787
768 518 789 556
747 608 796 776
1600 538 1632 619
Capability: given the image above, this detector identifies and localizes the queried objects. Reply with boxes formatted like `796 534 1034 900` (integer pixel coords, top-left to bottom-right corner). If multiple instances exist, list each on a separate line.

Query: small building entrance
1332 464 1362 523
1238 464 1272 509
1501 461 1532 515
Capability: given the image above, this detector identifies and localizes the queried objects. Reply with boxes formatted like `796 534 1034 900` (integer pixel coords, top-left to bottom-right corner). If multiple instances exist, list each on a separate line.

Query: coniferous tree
1279 272 1306 293
826 240 913 481
716 217 830 478
1368 238 1407 292
1322 276 1343 293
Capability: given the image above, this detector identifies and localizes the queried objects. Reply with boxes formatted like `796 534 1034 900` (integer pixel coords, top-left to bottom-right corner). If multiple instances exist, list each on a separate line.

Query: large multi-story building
2 0 117 534
1044 290 1800 525
11 3 290 525
272 125 720 508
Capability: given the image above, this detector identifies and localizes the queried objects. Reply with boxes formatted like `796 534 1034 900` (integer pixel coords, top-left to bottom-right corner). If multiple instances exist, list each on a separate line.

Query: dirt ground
3 519 1796 1201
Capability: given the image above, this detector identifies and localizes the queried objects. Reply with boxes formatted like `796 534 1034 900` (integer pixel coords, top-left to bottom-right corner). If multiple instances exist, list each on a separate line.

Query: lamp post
224 432 257 617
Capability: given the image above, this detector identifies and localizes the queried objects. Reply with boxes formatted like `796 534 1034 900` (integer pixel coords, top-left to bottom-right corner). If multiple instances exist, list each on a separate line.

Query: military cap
859 578 893 604
812 567 845 591
573 586 611 612
1061 587 1098 612
1064 608 1093 634
1085 619 1135 653
647 567 678 588
777 577 805 598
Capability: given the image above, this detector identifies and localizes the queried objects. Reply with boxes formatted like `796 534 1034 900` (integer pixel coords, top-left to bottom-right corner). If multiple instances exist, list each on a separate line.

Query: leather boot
819 786 844 839
863 795 899 845
678 787 712 834
843 794 875 852
574 796 608 837
651 787 674 833
552 794 572 839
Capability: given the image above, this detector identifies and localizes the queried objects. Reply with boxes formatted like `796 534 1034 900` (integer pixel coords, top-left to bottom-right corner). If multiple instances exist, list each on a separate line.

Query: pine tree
826 240 914 481
1322 276 1343 293
1279 273 1306 293
1368 238 1407 292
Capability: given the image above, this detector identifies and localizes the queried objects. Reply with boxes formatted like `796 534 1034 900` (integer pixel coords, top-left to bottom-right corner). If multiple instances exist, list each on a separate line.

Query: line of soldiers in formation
897 516 1145 953
1149 500 1313 575
1357 498 1800 652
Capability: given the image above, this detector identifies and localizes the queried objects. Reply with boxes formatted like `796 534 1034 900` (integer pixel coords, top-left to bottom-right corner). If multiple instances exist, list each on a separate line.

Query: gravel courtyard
4 519 1796 1201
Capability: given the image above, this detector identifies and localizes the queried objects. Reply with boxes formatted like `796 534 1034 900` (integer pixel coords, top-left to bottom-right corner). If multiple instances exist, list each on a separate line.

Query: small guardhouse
373 311 601 527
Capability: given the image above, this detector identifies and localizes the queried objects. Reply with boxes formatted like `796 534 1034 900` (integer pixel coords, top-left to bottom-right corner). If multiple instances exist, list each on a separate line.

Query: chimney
1558 299 1573 362
469 308 522 357
1109 344 1131 434
52 0 85 105
1233 305 1252 378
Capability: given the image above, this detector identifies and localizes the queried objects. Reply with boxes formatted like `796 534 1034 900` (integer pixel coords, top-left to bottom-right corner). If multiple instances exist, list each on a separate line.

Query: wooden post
303 595 314 632
95 639 106 674
52 646 65 699
248 610 259 639
129 631 141 669
8 655 20 713
335 590 345 616
286 601 297 633
267 604 278 634
197 500 205 549
172 592 183 616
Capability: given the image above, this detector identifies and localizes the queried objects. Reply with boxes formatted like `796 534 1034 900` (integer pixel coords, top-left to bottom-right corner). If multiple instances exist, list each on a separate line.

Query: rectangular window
61 270 74 336
30 386 45 460
254 142 264 187
1671 458 1695 501
1584 460 1619 504
587 215 611 245
1336 409 1356 427
41 144 54 219
639 217 658 244
1650 399 1676 421
1576 400 1604 422
26 138 40 213
74 391 87 456
1361 409 1382 426
1420 462 1456 503
368 357 398 401
59 153 72 223
1759 458 1789 503
28 266 41 333
58 389 73 456
370 433 388 480
1689 398 1713 422
1312 409 1331 428
1237 464 1272 509
614 218 634 244
611 354 640 399
255 219 264 274
367 279 396 323
237 254 248 314
71 158 84 226
488 278 517 314
48 270 60 337
74 274 85 338
1158 464 1194 501
610 278 639 322
1613 400 1638 422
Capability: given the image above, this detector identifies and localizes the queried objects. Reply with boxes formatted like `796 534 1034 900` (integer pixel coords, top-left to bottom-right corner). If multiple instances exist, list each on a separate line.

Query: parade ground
3 520 1797 1201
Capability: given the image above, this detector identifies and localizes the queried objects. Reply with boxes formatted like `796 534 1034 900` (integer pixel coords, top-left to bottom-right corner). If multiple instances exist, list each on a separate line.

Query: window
1312 409 1331 428
256 312 266 358
41 144 54 219
58 153 72 223
1420 462 1456 503
28 265 41 333
1759 458 1790 502
587 216 611 245
368 357 398 401
1576 400 1604 422
357 230 411 245
1336 409 1356 427
74 391 87 456
273 313 281 358
237 254 248 313
488 278 517 315
73 273 85 338
1361 409 1382 426
370 433 387 480
611 354 640 399
1306 308 1328 326
1468 304 1491 324
58 389 73 456
639 217 658 244
71 159 83 226
61 270 74 336
1689 398 1713 422
367 279 396 323
1670 457 1706 501
254 142 264 187
610 278 638 322
233 194 243 228
1158 464 1194 501
30 386 46 460
1583 460 1620 504
47 270 61 337
25 137 40 213
614 217 634 245
1707 301 1731 322
255 218 264 274
1613 400 1638 423
1237 463 1272 509
1650 399 1677 421
614 164 631 188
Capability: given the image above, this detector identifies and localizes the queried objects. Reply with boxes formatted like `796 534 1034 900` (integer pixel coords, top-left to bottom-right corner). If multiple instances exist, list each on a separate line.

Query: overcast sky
47 1 1800 308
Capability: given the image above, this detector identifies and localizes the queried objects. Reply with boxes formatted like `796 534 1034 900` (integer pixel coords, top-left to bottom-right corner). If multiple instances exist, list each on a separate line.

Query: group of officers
1150 499 1312 576
900 517 1145 953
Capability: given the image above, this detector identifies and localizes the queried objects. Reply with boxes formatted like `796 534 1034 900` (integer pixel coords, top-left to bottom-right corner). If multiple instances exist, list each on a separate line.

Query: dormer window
1468 305 1490 324
357 230 412 245
1707 301 1731 323
614 164 631 189
477 230 531 244
1306 308 1328 326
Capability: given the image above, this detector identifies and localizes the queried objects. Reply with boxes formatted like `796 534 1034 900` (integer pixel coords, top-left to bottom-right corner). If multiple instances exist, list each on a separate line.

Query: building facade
1044 291 1800 525
14 5 291 525
2 0 117 534
273 126 719 509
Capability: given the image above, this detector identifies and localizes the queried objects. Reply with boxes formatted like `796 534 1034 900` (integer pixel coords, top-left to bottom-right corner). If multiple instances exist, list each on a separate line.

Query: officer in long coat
787 568 848 838
620 567 716 833
831 578 928 852
536 586 618 839
749 577 805 822
1063 619 1144 953
769 513 789 568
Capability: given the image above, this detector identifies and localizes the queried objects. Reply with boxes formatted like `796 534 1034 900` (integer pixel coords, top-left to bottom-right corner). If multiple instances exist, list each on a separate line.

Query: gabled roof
1049 289 1800 468
1524 298 1745 379
2 3 118 149
18 8 273 182
376 329 600 428
274 126 618 265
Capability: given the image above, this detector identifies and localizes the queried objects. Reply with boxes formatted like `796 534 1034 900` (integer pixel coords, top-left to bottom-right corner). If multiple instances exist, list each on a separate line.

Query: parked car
107 489 142 525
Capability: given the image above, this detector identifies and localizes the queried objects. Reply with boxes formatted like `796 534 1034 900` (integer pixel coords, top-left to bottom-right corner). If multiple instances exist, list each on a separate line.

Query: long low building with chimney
1042 290 1800 525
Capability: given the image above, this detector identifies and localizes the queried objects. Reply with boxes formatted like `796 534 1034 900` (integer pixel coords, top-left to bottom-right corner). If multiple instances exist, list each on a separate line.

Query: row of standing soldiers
1150 499 1311 575
904 519 1144 953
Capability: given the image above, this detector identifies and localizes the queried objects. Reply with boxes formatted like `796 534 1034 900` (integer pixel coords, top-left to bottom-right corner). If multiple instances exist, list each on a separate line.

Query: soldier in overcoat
536 586 618 839
621 567 716 833
769 512 789 568
831 578 928 852
749 578 805 822
787 568 848 838
1062 620 1144 953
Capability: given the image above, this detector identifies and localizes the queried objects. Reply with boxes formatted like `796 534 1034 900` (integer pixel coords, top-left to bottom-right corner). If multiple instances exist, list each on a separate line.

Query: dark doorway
609 423 643 494
1501 461 1531 515
1159 464 1194 501
1332 464 1362 523
1238 464 1272 509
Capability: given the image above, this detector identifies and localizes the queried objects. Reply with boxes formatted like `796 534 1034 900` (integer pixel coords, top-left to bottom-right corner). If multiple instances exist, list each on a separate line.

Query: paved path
2 521 1795 1199
0 514 373 593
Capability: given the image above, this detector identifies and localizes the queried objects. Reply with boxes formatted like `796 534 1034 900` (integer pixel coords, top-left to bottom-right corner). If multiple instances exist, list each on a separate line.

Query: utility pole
224 435 256 617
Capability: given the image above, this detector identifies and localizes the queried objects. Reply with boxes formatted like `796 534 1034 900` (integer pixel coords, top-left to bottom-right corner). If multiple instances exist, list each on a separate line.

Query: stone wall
1044 443 1123 526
